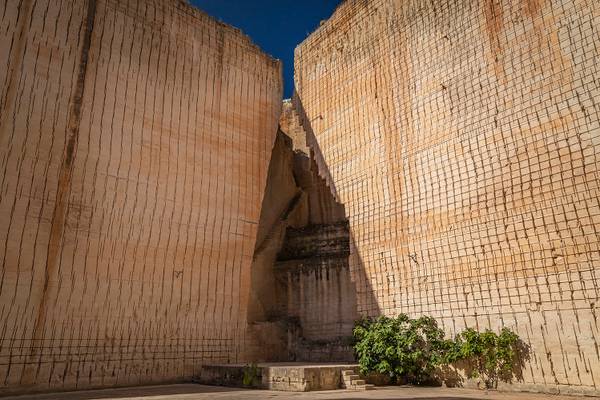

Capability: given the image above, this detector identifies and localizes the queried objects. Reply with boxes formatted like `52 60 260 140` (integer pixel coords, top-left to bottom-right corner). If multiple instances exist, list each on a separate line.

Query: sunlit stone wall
0 0 281 393
295 0 600 394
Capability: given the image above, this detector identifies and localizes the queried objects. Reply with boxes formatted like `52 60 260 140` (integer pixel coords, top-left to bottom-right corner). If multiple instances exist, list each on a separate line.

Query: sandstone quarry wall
0 0 281 394
295 0 600 394
246 126 356 363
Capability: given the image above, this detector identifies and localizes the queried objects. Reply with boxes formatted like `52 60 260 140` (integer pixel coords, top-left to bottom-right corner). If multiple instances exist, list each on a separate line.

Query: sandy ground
3 384 598 400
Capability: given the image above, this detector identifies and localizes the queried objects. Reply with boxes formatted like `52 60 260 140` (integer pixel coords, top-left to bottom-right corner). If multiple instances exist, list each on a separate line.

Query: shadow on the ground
2 384 252 400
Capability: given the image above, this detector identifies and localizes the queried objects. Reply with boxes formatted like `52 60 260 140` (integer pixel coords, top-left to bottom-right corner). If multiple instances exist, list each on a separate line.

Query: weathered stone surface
3 0 600 396
0 0 281 394
197 362 359 392
277 222 350 261
275 221 357 362
280 100 310 154
294 0 600 395
246 112 356 363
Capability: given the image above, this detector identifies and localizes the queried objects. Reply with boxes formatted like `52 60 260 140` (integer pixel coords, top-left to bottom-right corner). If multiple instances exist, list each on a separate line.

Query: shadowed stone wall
0 0 281 394
295 0 600 395
246 107 356 363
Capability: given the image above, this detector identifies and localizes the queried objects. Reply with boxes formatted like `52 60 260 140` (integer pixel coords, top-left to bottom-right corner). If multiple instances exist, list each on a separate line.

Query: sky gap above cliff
191 0 341 98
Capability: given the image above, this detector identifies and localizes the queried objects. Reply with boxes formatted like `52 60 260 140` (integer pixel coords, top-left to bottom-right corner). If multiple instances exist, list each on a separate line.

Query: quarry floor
4 384 598 400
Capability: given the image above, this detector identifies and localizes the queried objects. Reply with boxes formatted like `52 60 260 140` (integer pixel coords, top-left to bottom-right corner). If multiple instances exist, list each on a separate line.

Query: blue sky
190 0 342 98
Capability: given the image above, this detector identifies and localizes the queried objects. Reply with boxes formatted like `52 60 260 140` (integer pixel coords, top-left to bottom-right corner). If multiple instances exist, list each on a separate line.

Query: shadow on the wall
245 128 357 362
291 92 383 320
245 92 383 364
434 338 531 389
507 338 532 384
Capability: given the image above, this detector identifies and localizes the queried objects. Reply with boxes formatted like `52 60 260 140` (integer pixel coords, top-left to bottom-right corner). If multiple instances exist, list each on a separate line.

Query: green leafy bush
353 315 527 388
353 314 453 384
448 327 522 388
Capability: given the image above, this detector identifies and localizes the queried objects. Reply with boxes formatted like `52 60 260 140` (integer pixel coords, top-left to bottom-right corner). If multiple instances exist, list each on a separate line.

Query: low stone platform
197 362 360 391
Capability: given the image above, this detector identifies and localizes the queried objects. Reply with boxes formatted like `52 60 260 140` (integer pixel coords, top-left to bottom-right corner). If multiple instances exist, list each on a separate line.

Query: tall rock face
246 105 356 363
0 0 281 394
295 0 600 395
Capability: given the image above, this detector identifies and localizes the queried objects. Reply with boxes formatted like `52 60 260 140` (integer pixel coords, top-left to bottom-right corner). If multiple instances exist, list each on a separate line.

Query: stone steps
341 369 375 391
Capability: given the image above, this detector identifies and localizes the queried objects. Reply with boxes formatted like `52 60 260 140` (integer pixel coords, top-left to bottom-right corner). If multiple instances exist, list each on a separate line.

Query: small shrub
242 363 260 387
449 327 522 389
353 314 453 384
354 316 527 389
